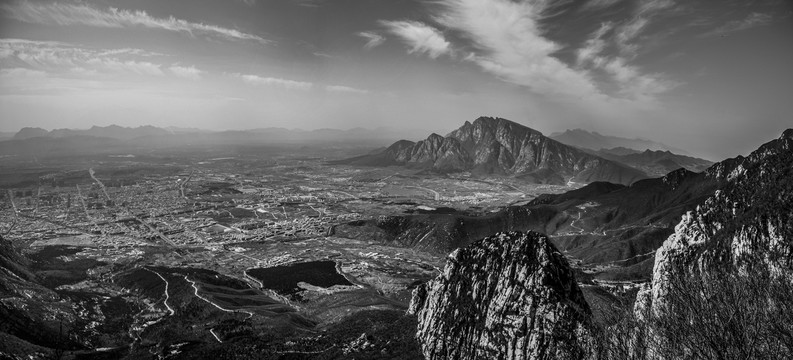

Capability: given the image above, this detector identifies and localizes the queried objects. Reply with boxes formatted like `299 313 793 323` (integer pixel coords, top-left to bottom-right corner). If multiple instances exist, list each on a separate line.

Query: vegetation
588 268 793 360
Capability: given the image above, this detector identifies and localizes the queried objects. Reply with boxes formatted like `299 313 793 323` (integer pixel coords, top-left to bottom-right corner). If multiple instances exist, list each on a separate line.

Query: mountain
12 125 170 140
551 128 692 156
12 127 50 140
409 231 591 360
339 117 647 185
594 149 713 177
336 130 791 282
643 128 793 312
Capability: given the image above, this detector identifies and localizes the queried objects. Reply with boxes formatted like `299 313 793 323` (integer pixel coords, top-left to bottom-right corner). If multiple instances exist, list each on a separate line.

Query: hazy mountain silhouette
551 128 693 156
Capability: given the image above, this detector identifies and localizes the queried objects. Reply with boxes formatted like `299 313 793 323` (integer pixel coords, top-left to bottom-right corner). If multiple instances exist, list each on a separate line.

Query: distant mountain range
338 117 647 185
8 125 428 143
550 128 692 156
13 125 170 140
0 121 712 181
0 124 434 160
592 149 713 177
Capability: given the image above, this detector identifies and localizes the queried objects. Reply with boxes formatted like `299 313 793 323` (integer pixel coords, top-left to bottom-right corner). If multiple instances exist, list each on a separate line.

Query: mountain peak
339 116 647 185
426 133 444 140
410 231 591 359
469 116 542 135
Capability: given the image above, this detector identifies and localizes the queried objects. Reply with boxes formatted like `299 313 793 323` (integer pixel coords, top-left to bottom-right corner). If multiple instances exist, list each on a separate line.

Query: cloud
357 31 385 50
601 58 678 100
291 0 326 8
169 65 203 80
432 0 598 97
326 85 368 94
380 20 451 59
87 58 164 76
699 12 773 38
1 1 268 44
577 22 678 102
0 38 172 77
577 22 613 65
396 0 678 106
233 73 314 90
581 0 625 10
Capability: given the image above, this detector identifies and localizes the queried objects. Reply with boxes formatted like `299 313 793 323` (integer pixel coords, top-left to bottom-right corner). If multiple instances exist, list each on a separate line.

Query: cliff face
642 128 793 313
340 117 647 185
409 231 591 360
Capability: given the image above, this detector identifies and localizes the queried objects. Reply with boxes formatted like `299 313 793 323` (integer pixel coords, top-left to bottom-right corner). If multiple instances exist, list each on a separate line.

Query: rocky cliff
642 128 793 313
409 231 592 359
339 117 647 185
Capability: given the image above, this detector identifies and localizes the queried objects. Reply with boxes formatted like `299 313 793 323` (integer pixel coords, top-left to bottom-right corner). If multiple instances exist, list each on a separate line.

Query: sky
0 0 791 160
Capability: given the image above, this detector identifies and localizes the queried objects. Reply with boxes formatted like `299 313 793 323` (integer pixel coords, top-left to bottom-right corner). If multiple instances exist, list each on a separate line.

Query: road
407 186 440 201
183 275 254 319
145 268 175 316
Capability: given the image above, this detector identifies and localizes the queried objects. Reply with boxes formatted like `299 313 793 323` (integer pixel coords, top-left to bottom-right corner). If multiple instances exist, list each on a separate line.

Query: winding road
145 268 175 316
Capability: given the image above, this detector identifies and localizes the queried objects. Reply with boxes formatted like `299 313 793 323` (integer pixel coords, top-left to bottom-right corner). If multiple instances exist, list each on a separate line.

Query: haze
1 0 792 160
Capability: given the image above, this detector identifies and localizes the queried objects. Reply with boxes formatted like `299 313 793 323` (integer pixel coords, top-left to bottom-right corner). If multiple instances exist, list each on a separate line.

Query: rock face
340 117 647 185
409 231 591 360
643 128 793 312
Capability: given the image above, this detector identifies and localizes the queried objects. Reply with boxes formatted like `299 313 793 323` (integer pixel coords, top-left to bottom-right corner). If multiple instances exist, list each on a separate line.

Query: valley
0 142 585 358
1 120 790 359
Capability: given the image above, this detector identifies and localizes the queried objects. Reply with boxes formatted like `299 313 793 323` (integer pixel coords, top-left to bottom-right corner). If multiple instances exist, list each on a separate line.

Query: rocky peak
705 128 793 181
339 117 647 185
409 231 592 360
781 128 793 140
661 168 696 190
643 129 793 314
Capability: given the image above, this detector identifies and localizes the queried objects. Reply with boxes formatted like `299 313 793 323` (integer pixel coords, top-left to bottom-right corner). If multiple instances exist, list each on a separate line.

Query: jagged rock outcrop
339 117 647 185
409 231 592 360
642 128 793 313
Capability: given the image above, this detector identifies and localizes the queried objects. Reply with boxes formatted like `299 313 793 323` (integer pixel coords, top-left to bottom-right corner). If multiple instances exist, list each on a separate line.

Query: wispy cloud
169 65 203 80
576 22 613 66
581 0 625 10
326 85 368 94
357 31 385 50
380 20 451 59
88 58 163 76
577 22 678 102
0 39 197 79
291 0 326 8
233 73 314 90
700 12 773 38
431 0 598 97
369 0 678 105
1 1 268 44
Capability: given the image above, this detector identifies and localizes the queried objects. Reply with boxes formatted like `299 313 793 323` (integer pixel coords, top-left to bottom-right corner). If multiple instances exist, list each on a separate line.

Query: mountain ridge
551 128 693 157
